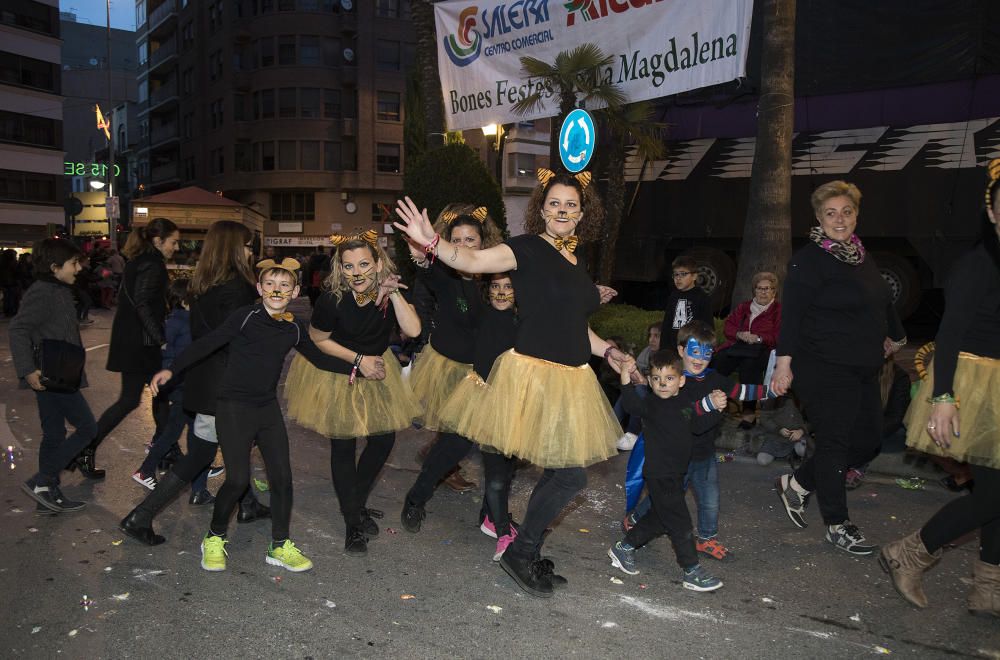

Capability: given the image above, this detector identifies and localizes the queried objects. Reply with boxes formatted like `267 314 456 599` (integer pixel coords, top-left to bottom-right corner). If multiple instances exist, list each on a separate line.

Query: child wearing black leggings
149 258 313 573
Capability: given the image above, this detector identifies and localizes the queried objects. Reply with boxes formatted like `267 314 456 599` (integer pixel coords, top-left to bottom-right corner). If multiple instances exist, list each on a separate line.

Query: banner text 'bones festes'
434 0 754 131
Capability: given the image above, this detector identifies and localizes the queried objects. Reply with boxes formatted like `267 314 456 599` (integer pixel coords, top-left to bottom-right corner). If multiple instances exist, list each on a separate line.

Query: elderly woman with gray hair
711 271 781 429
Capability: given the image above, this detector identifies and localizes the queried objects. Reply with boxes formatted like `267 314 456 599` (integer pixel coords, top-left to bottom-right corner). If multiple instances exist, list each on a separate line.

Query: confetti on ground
386 528 398 535
400 594 416 600
323 599 337 609
895 477 925 490
440 539 452 545
68 629 78 637
10 507 23 513
111 592 130 601
849 613 861 622
27 527 38 533
272 576 282 584
761 597 775 604
578 528 590 533
601 622 618 628
111 540 123 546
254 478 269 492
639 584 648 590
80 596 94 611
31 627 41 634
874 646 891 655
486 605 502 614
610 577 624 585
104 567 112 572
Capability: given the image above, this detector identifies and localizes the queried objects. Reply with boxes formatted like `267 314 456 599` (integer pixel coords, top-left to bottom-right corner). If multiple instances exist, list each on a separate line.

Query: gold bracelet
928 393 958 406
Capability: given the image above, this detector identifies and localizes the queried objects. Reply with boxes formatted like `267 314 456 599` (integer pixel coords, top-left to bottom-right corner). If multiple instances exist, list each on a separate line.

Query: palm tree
731 0 796 304
597 102 666 284
513 44 628 167
412 0 445 148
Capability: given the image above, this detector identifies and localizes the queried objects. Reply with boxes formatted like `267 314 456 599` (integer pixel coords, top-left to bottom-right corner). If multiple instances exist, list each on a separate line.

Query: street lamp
89 179 106 190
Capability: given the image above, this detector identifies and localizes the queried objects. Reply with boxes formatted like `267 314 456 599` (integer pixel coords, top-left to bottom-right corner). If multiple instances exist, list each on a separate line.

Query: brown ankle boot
968 559 1000 618
878 531 941 608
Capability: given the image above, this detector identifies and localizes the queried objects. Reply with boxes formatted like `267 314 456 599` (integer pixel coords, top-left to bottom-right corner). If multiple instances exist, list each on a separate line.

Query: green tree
596 102 666 284
412 0 446 149
731 0 795 304
394 144 507 281
513 43 627 167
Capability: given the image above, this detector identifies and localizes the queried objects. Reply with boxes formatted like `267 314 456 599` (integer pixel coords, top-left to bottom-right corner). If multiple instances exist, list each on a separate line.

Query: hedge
590 303 726 354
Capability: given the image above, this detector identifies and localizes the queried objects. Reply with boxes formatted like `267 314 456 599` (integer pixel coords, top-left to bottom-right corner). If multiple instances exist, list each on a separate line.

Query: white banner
434 0 754 131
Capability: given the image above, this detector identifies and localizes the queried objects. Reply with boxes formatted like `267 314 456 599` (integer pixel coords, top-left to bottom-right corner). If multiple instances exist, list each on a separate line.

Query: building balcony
149 122 179 150
233 71 252 92
147 39 178 75
151 162 179 184
148 0 178 39
148 80 179 113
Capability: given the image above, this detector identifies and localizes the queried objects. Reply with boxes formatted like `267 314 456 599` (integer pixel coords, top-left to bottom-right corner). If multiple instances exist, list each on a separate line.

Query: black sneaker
400 500 425 533
361 508 383 537
535 556 567 587
21 482 85 513
608 541 639 575
344 528 368 555
500 553 553 598
826 522 877 556
775 474 809 529
35 503 59 516
207 465 225 479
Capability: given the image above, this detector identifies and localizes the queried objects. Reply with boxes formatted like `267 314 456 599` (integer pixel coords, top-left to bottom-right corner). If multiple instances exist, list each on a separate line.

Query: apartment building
0 0 64 246
134 0 415 249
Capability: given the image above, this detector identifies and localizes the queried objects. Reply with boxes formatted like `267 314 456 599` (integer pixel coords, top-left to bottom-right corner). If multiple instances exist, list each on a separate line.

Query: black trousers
506 467 586 560
792 356 882 525
210 399 293 542
625 474 699 569
921 465 1000 564
330 433 395 529
32 390 98 487
406 432 473 506
712 345 770 413
482 451 516 535
91 370 154 452
172 427 219 482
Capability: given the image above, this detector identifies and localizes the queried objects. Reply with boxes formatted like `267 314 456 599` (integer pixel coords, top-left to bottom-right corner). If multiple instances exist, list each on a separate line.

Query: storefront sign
264 236 333 247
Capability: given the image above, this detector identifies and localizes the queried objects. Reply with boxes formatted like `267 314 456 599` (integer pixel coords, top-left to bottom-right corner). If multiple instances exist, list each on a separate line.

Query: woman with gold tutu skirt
401 204 503 532
395 169 632 598
880 159 1000 617
282 230 421 556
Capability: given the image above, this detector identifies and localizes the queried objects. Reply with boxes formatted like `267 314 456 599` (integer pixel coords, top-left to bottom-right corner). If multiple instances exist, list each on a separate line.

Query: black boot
237 487 270 523
74 448 106 480
119 471 187 545
500 552 553 598
344 526 368 555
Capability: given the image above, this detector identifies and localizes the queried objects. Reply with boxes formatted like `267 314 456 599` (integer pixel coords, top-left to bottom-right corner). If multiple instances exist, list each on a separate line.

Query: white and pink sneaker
493 526 519 561
479 515 497 539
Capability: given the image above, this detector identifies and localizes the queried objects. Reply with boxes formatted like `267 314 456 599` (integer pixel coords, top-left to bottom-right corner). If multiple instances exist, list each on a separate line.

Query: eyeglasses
672 271 693 278
755 286 775 291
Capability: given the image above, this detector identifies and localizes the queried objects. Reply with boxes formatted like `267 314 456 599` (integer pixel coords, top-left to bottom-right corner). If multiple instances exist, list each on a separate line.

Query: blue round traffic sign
559 109 596 173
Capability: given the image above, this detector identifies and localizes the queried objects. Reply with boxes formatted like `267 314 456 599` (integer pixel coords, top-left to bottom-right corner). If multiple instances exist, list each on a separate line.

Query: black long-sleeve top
660 286 713 350
420 261 482 364
777 242 904 368
932 240 1000 395
683 370 773 460
620 385 705 478
168 304 303 405
472 306 517 378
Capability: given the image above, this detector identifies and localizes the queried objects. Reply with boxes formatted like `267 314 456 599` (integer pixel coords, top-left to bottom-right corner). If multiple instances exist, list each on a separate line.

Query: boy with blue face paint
624 321 774 561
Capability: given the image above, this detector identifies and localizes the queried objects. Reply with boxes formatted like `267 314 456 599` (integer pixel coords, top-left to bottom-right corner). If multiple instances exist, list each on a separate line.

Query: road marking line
86 344 109 352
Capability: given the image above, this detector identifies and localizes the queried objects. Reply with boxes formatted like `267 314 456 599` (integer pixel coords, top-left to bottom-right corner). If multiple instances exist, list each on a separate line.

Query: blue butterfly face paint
684 337 714 361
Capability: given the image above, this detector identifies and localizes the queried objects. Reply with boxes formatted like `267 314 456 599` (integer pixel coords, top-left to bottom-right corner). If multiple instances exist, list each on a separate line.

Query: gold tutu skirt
458 349 621 468
283 350 422 440
408 342 472 431
437 371 488 436
905 353 1000 468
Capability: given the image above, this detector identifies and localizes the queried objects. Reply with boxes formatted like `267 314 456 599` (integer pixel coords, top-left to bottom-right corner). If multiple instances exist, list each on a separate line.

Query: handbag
36 338 86 393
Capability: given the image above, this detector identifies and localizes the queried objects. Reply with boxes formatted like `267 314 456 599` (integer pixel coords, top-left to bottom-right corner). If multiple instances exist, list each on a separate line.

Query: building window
182 157 195 181
300 141 320 170
0 169 59 204
300 88 320 118
323 141 340 171
260 0 274 12
376 143 400 173
278 35 296 65
258 36 274 67
278 88 296 118
278 0 295 10
182 112 193 138
376 91 400 121
261 141 275 170
138 41 148 66
181 68 193 95
322 37 340 66
278 140 296 169
270 192 315 221
299 36 320 65
508 152 537 178
210 147 224 175
234 93 247 121
135 0 147 29
210 99 224 128
402 42 416 71
343 88 357 119
323 89 340 118
209 50 223 81
376 0 398 18
181 21 195 50
376 40 400 71
0 52 59 94
235 142 252 172
138 79 148 103
208 0 224 33
260 89 275 119
0 111 62 149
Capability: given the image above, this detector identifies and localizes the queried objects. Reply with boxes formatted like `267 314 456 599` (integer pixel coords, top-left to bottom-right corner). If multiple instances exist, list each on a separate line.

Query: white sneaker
131 471 157 490
616 432 638 451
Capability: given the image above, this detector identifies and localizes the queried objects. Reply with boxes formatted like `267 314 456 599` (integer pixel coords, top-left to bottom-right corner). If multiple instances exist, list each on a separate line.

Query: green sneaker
266 540 313 572
201 534 228 571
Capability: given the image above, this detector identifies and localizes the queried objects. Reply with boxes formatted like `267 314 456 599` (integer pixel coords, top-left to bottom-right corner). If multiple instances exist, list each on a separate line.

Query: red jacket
718 300 781 351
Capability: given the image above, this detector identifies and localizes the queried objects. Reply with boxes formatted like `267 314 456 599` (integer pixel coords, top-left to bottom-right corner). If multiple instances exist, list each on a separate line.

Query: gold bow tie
353 289 378 305
551 235 579 253
271 312 294 322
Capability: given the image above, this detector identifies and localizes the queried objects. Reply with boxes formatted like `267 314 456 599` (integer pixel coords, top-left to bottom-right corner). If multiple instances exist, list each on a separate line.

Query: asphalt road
2 303 998 659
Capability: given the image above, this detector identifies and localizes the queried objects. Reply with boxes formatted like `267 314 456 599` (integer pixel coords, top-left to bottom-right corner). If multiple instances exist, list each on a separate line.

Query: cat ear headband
439 206 489 225
986 158 1000 208
330 229 379 248
536 168 592 189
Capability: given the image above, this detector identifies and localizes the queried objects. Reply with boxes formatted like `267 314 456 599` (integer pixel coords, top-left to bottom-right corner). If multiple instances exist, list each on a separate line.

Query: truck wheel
872 252 921 320
686 247 736 314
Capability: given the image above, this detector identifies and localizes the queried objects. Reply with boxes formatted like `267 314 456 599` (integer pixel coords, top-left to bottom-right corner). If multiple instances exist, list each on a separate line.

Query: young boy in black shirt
659 255 713 350
149 258 313 573
608 352 724 592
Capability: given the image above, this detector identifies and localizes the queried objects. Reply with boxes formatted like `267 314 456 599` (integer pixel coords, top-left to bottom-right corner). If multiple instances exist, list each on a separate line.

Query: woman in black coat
75 218 179 478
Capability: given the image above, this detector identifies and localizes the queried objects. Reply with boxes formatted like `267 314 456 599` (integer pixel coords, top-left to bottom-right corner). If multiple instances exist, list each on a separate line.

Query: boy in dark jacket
659 255 713 350
10 239 97 513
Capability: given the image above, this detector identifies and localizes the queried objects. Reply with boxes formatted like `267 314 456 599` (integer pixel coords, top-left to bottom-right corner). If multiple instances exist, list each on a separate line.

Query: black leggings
92 370 154 451
210 400 293 542
330 433 395 530
172 427 219 482
506 467 587 560
920 465 1000 564
406 432 473 506
625 474 698 569
482 451 516 536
